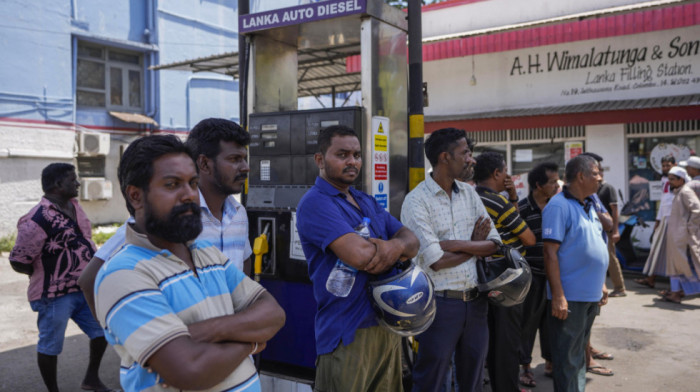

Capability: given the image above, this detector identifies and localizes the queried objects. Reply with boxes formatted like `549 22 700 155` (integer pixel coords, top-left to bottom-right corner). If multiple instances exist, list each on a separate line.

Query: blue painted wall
0 0 239 130
0 1 74 123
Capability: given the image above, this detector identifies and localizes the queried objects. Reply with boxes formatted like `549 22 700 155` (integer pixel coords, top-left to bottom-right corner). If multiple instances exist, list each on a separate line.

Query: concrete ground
1 254 699 392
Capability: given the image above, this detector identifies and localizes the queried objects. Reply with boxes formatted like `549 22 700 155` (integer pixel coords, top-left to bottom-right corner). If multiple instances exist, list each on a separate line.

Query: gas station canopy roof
150 42 361 98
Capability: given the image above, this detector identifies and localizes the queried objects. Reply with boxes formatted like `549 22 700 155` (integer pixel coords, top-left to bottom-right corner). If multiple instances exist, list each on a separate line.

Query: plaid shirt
198 190 252 272
401 176 500 291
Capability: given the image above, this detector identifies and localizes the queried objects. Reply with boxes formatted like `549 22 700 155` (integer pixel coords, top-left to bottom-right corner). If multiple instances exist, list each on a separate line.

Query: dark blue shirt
296 177 404 355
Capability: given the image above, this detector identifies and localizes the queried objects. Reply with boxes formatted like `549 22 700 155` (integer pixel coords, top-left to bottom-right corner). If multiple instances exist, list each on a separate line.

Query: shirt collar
425 173 460 195
314 176 361 199
198 189 241 218
526 192 541 213
40 197 81 217
474 184 497 195
561 185 595 213
125 222 196 253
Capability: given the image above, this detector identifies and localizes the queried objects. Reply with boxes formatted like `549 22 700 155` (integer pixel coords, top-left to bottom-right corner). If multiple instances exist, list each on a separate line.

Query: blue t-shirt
296 177 404 355
542 188 609 302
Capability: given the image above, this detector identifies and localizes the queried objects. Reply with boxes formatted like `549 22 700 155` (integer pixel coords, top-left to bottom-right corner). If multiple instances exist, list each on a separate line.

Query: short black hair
466 137 476 152
186 118 250 160
473 151 506 183
317 125 359 155
118 134 193 215
424 128 468 166
41 163 75 193
581 152 603 162
565 154 597 183
661 155 676 164
528 162 559 189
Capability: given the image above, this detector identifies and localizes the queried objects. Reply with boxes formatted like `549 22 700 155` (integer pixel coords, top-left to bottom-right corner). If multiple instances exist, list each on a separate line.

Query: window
625 133 700 220
77 43 143 111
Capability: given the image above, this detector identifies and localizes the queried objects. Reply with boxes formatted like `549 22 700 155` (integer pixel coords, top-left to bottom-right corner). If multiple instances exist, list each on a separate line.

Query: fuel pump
246 107 363 379
239 0 409 383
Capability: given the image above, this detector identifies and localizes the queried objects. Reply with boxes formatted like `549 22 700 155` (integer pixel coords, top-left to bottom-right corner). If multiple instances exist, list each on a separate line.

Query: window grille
511 126 585 141
626 120 700 135
465 130 507 144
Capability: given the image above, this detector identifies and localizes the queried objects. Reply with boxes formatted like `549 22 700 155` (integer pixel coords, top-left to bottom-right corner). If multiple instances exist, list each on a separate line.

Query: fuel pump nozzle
253 223 270 282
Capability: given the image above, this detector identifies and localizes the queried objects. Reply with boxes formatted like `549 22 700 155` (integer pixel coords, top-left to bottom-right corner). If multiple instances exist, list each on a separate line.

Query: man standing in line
661 166 700 304
94 135 285 391
296 125 419 391
680 156 700 198
9 163 113 392
401 128 500 392
636 155 676 288
579 153 615 378
583 152 626 298
79 118 253 317
473 151 536 392
518 162 560 387
543 154 609 392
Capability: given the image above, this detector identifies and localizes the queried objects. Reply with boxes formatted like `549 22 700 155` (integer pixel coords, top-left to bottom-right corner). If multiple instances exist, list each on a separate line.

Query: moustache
172 202 201 216
234 174 248 182
343 167 358 174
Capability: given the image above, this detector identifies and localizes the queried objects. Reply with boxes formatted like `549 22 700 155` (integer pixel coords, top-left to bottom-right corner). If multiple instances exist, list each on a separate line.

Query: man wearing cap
635 155 676 289
680 156 700 199
661 166 700 304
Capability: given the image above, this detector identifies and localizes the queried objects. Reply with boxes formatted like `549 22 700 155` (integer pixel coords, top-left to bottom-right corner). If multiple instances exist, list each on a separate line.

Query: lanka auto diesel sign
240 0 367 33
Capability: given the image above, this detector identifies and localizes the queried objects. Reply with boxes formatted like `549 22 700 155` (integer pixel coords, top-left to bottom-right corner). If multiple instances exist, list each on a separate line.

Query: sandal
634 278 655 288
587 365 614 376
662 293 682 304
519 369 536 387
544 361 553 378
592 351 614 360
658 290 685 297
608 290 627 297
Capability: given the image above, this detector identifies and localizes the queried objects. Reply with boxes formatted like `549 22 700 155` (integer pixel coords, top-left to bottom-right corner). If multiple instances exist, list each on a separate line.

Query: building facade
0 0 240 237
420 0 700 250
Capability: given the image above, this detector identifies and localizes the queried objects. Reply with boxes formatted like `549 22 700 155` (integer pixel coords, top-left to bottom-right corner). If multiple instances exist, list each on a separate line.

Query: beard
459 165 474 182
213 164 247 196
325 163 359 185
145 201 203 243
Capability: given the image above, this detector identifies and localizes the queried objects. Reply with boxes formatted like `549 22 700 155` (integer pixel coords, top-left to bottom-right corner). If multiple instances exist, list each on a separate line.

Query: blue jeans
547 301 598 392
30 292 104 355
412 296 488 392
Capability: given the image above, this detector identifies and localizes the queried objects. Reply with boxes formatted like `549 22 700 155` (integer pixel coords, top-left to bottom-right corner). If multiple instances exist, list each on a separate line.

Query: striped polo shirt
518 193 545 275
475 185 528 255
94 224 265 392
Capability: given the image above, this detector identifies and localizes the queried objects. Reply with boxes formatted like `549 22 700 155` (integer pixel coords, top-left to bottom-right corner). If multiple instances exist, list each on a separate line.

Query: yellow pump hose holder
253 226 269 282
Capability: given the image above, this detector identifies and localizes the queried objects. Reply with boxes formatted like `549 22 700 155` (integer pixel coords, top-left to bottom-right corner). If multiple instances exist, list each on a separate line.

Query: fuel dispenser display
247 107 363 379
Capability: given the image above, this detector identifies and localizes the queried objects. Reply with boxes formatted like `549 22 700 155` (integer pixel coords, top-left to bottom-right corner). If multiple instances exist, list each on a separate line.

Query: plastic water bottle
326 217 371 297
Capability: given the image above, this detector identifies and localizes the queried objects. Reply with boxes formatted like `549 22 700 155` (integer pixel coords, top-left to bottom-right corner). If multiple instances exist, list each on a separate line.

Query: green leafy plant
0 234 16 253
92 223 121 246
92 231 116 246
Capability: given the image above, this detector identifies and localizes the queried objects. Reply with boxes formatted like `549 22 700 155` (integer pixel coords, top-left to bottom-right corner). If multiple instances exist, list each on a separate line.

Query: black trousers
486 301 523 392
519 273 551 365
412 297 489 392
